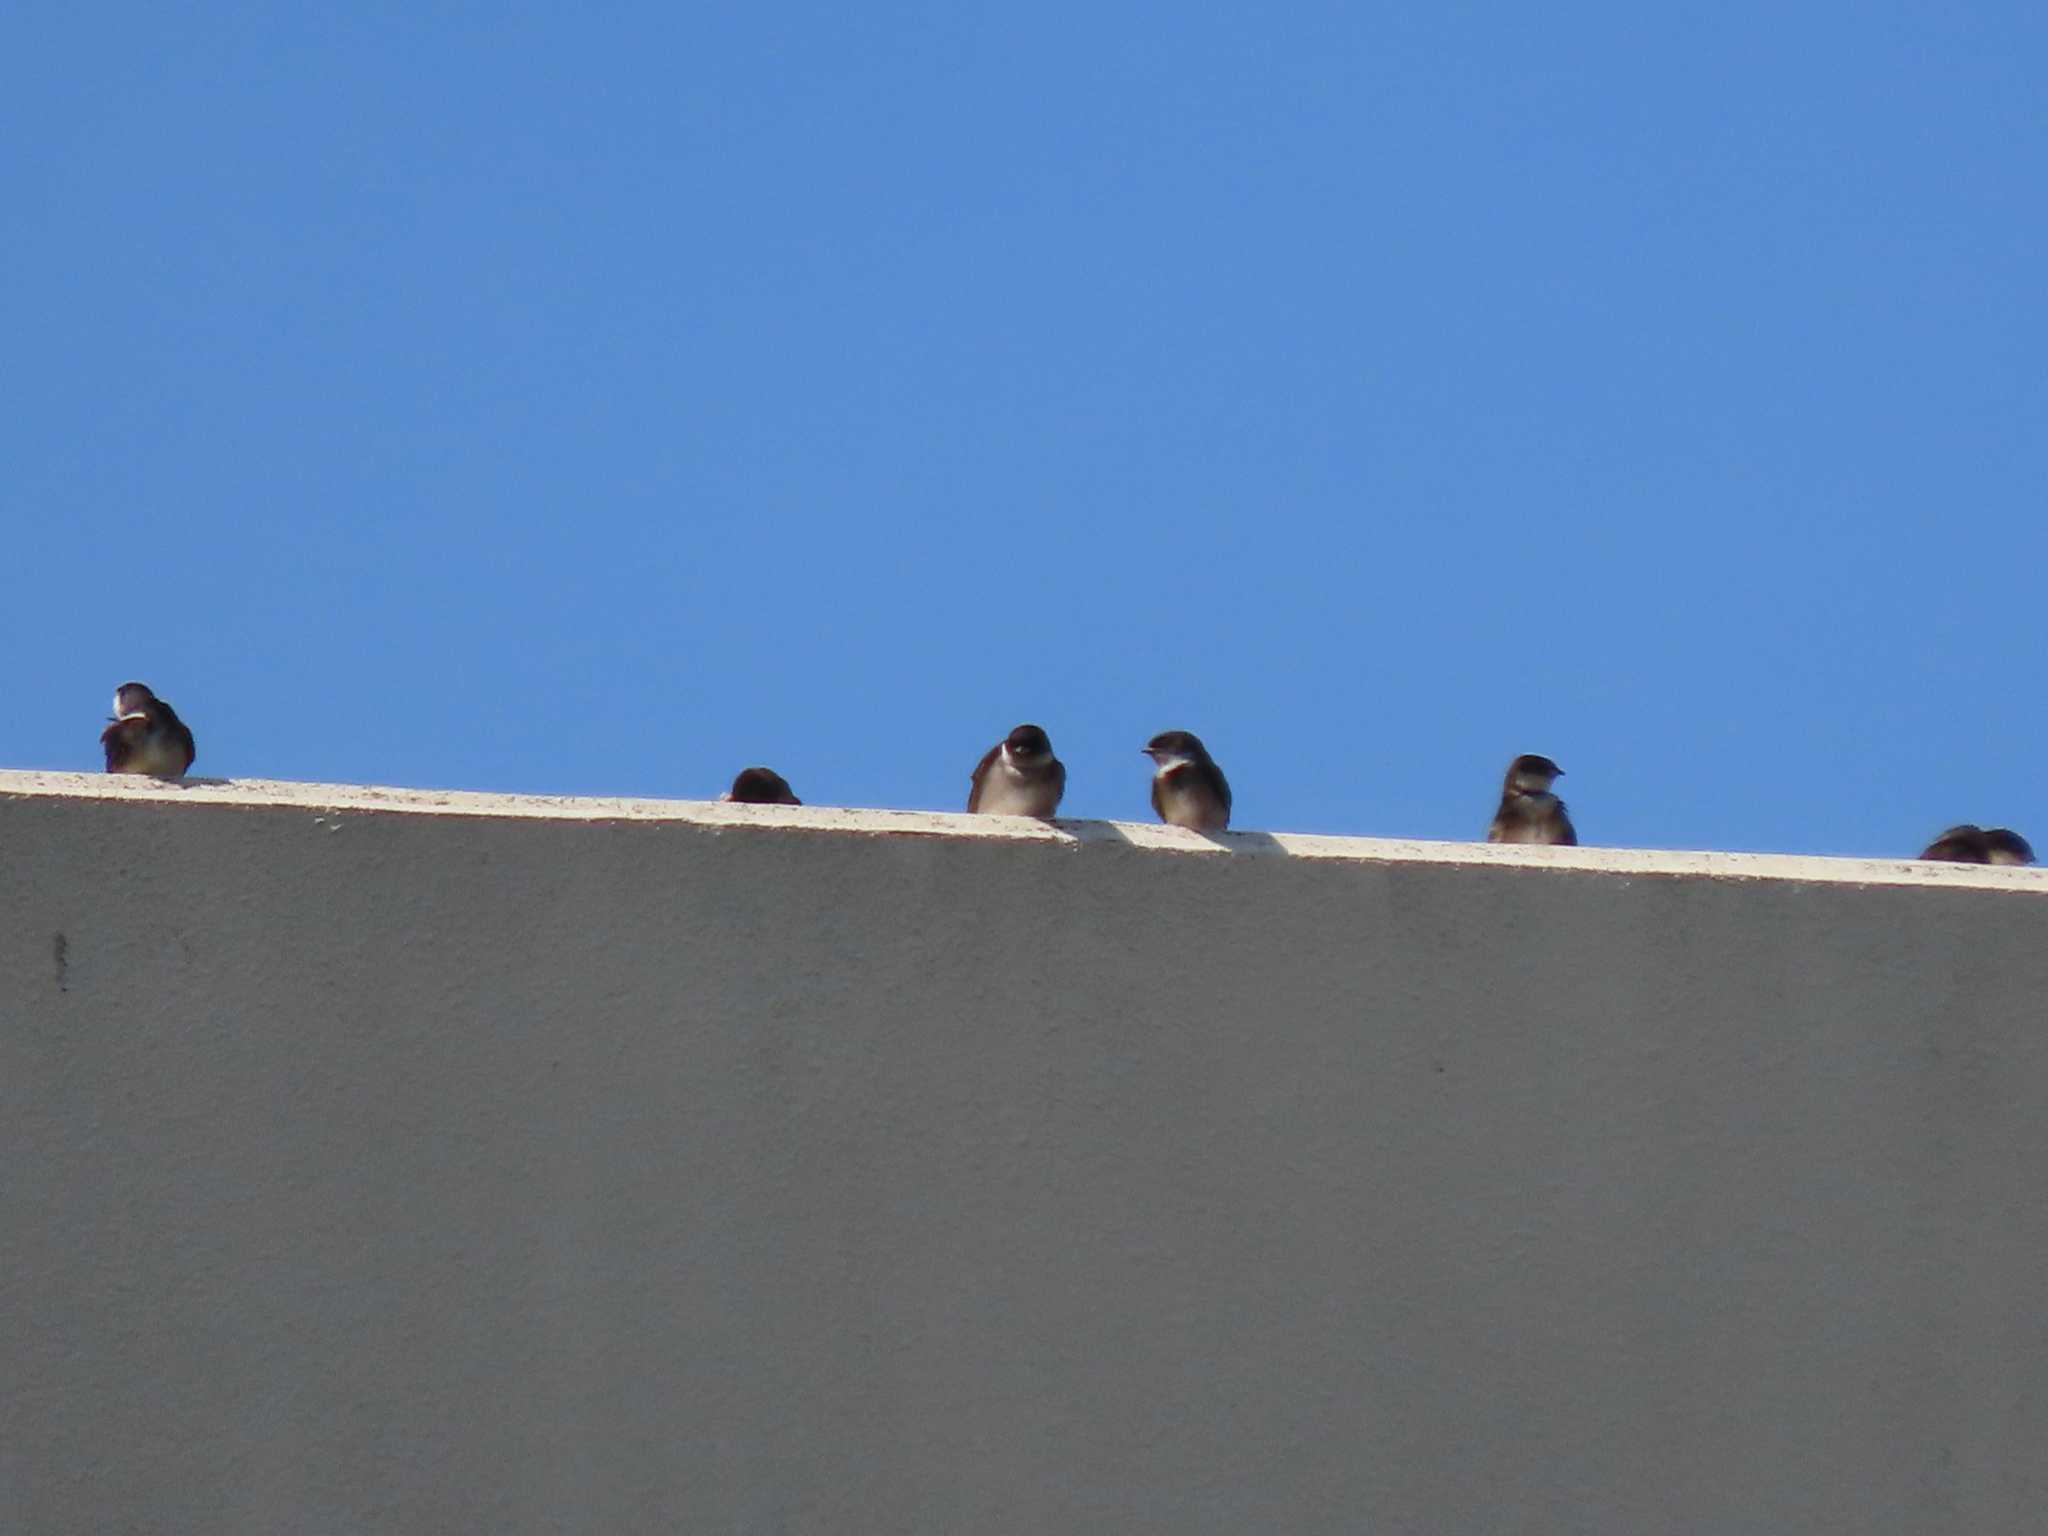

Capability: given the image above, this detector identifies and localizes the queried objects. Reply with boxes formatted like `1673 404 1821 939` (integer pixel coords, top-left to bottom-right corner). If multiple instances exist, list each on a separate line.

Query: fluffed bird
1142 730 1231 832
967 724 1066 817
100 682 196 777
722 767 801 805
1919 825 2035 865
1487 754 1575 845
1983 828 2036 865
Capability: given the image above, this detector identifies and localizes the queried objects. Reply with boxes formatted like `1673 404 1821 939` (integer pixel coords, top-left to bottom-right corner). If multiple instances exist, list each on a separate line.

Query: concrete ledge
2 769 2039 893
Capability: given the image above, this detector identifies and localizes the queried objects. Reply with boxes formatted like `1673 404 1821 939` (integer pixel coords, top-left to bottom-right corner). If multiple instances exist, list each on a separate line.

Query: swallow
1919 825 2036 865
967 724 1066 816
1983 828 2036 865
100 682 196 777
1486 753 1576 845
1142 730 1231 831
721 767 801 805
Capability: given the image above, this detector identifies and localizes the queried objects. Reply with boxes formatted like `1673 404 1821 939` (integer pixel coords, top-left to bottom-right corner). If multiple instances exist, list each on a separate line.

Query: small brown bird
967 724 1066 817
1982 829 2035 865
1142 730 1231 832
721 767 801 805
100 682 196 776
1487 754 1575 845
1918 825 2035 865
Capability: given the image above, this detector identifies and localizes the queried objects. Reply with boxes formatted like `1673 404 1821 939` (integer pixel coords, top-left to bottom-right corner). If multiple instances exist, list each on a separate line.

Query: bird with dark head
1983 828 2036 865
100 682 196 777
721 767 801 805
1487 753 1575 845
967 724 1066 817
1919 825 2035 865
1142 730 1231 832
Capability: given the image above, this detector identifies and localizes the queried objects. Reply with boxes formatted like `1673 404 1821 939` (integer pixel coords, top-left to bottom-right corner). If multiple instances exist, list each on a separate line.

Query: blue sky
5 3 2043 856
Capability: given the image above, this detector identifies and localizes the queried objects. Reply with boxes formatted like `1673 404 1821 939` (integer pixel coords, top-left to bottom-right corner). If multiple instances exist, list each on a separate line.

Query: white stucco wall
4 769 2045 1534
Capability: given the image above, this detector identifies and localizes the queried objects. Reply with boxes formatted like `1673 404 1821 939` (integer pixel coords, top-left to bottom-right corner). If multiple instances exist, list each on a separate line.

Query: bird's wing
966 742 1001 812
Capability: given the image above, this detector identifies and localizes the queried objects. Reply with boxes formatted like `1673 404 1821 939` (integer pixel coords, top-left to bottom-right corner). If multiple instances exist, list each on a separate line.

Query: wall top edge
1 768 2039 894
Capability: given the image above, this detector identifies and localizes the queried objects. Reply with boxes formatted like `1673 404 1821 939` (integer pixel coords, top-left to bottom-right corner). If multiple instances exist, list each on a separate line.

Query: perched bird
1487 754 1576 846
1919 825 2036 865
1142 730 1231 832
1983 829 2036 865
967 724 1066 817
100 682 196 777
721 767 801 805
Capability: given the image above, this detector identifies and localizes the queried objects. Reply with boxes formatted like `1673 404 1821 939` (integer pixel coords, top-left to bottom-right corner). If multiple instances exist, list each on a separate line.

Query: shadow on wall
1052 819 1287 855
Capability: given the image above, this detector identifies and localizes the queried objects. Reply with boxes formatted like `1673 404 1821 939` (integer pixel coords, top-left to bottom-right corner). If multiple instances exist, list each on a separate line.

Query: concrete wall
4 769 2045 1535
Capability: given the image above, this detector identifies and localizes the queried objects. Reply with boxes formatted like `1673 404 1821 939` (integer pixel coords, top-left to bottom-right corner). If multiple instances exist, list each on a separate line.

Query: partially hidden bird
1918 824 2034 865
721 767 801 805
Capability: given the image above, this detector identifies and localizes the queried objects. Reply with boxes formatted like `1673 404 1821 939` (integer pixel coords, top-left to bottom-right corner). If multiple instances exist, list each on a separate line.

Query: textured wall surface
4 771 2045 1534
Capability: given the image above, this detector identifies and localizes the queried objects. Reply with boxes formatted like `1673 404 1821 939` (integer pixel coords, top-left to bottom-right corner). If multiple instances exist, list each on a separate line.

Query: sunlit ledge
0 768 2039 894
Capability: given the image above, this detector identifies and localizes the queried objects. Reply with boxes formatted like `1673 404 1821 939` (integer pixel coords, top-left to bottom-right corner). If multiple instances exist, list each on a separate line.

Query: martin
722 767 801 805
968 724 1066 816
101 682 196 777
1487 754 1575 845
1143 730 1231 832
1919 825 2035 865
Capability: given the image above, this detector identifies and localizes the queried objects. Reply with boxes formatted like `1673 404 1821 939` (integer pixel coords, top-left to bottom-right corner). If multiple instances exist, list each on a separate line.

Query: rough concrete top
3 768 2039 895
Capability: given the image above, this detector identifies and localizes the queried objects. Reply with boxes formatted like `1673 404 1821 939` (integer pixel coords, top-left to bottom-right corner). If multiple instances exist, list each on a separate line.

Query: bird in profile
1487 754 1576 845
967 724 1066 817
721 767 801 805
1142 730 1231 832
1918 825 2035 865
100 682 196 777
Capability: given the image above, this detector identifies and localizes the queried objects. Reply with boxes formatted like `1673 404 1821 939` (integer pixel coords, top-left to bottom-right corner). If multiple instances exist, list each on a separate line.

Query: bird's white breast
977 755 1056 815
1156 772 1225 831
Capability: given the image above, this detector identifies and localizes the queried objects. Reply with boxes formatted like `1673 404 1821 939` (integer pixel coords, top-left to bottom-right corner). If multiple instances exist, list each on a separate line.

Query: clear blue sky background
5 4 2042 856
